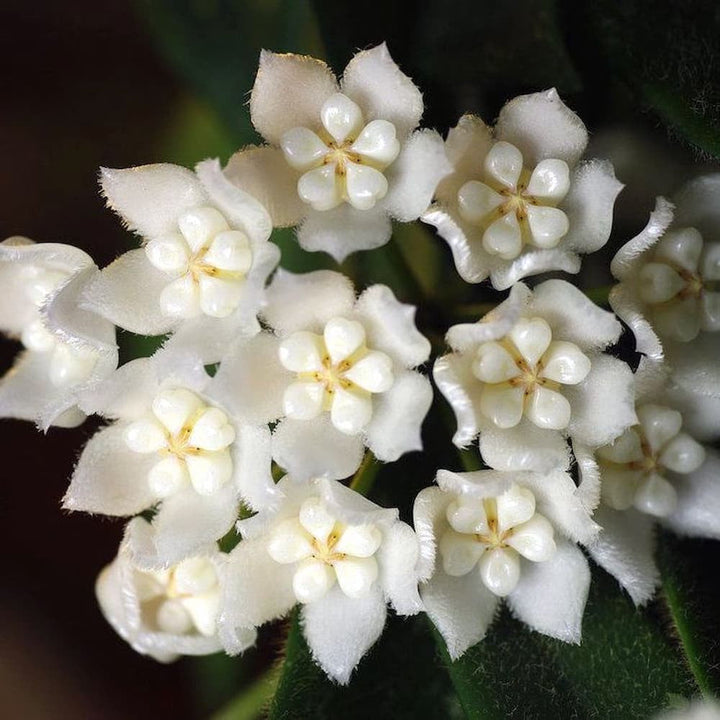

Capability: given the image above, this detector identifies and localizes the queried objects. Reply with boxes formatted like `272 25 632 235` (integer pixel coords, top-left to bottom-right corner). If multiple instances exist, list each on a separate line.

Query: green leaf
436 565 697 719
268 610 460 720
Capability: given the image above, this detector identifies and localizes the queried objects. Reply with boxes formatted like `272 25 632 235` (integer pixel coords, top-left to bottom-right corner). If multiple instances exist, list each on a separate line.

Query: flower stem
210 662 282 720
349 451 381 496
584 285 613 307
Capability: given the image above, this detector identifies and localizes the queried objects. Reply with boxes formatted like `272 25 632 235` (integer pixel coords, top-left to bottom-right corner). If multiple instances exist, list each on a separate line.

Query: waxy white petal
655 227 703 273
21 320 55 353
480 383 524 428
178 206 229 253
653 297 701 341
446 498 490 535
525 205 569 248
525 385 571 430
185 451 232 495
156 599 194 635
324 317 366 364
659 433 706 474
299 497 336 544
267 518 314 563
472 341 520 383
145 236 190 275
596 428 643 464
637 263 686 304
496 485 536 533
506 514 556 561
526 158 570 201
280 127 328 171
350 119 400 167
702 242 720 280
124 418 168 454
440 530 485 576
183 594 221 637
483 212 522 259
278 331 324 373
334 557 379 598
320 93 364 144
633 472 677 517
298 165 341 211
48 344 97 387
457 180 504 225
293 558 336 603
174 558 218 595
197 274 244 318
636 404 682 453
152 388 205 436
202 231 252 273
330 386 373 435
160 274 201 318
283 381 325 420
334 525 382 557
484 141 523 189
479 546 520 596
345 163 388 210
148 456 190 498
343 350 394 393
701 292 720 331
509 317 552 366
187 407 235 451
601 465 642 511
540 341 591 385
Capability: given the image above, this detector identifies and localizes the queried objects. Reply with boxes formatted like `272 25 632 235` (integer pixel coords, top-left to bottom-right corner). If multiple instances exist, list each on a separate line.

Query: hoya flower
221 476 422 684
434 279 636 474
611 180 720 397
64 349 275 565
225 43 451 261
423 90 622 289
0 237 117 428
583 360 720 605
413 467 598 659
210 269 433 480
97 517 255 661
84 159 280 362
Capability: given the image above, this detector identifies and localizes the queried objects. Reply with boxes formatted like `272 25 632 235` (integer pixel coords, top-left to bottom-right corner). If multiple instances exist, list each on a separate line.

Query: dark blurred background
2 1 720 718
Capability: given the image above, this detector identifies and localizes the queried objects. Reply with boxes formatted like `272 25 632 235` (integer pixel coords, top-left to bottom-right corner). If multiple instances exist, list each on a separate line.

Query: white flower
210 269 433 480
64 349 276 565
0 236 117 428
611 178 720 398
83 159 280 362
652 699 720 720
423 90 622 289
583 359 720 606
414 467 597 659
224 43 451 262
221 476 422 684
434 279 636 473
96 517 255 662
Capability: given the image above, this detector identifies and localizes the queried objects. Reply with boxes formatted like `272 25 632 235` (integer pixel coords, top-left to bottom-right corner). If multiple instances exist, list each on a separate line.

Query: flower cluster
3 43 719 687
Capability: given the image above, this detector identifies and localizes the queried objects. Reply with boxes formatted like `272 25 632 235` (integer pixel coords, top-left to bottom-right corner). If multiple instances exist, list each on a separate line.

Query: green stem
452 302 498 320
584 285 613 307
211 663 282 720
349 451 380 496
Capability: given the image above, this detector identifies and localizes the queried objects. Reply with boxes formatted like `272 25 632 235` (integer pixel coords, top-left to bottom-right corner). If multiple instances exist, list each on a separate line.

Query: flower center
278 317 394 435
124 387 235 497
457 140 570 260
145 206 253 319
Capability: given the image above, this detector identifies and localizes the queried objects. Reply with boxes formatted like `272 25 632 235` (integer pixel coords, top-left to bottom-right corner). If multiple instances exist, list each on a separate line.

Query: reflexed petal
479 383 524 428
185 450 233 495
540 341 591 385
701 291 720 331
187 407 234 451
198 275 245 318
283 381 325 420
321 93 364 143
202 231 252 273
479 546 520 596
124 418 167 454
496 485 536 532
457 180 504 225
637 262 686 304
376 520 422 615
148 456 190 498
345 163 388 211
484 141 523 189
152 388 205 435
299 496 336 544
659 432 706 473
506 514 556 561
525 205 569 248
145 236 189 275
483 212 522 259
446 497 489 535
334 557 379 598
655 227 703 272
178 206 229 254
298 165 341 211
278 331 325 373
525 386 572 430
330 387 373 435
343 351 394 393
653 297 701 341
636 404 682 453
267 518 314 563
160 275 201 319
509 317 552 366
351 119 400 167
601 464 642 511
633 472 677 517
526 159 570 201
280 127 328 171
293 558 336 603
472 341 520 384
324 317 366 364
334 525 382 557
439 529 484 576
